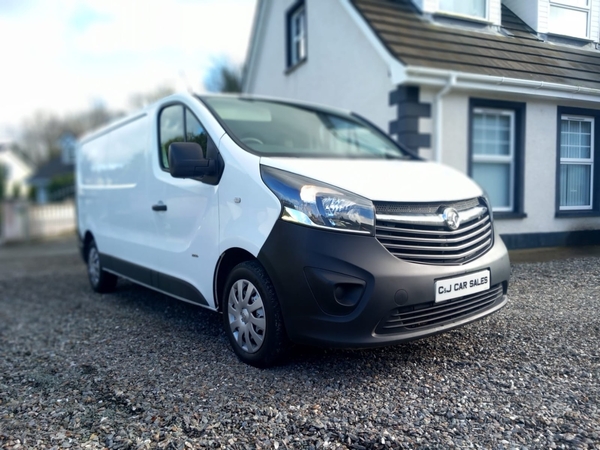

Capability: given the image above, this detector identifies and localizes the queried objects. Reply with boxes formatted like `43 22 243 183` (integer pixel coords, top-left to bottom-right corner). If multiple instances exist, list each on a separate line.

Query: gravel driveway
1 238 599 449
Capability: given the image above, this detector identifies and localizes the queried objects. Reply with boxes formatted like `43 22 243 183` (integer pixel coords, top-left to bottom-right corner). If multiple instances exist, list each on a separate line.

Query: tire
223 260 289 367
86 240 118 293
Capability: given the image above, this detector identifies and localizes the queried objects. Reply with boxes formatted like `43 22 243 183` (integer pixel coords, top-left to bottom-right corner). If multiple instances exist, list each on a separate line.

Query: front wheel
223 261 289 367
86 240 118 293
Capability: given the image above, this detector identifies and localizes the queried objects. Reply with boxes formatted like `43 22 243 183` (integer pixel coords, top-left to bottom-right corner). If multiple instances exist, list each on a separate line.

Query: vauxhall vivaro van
77 93 510 367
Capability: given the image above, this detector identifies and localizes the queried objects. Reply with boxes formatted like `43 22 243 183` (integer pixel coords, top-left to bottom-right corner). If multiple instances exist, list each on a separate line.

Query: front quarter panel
217 134 281 258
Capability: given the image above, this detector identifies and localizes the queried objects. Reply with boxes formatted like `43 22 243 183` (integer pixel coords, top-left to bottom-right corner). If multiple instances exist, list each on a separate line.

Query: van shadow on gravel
102 278 501 377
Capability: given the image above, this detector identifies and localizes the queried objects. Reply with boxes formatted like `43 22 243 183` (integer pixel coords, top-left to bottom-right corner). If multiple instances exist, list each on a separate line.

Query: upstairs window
439 0 486 19
286 1 307 69
549 0 590 39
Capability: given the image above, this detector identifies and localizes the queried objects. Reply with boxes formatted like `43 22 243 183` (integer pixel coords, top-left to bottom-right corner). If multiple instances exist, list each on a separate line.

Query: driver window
159 105 210 169
159 105 184 169
185 108 208 158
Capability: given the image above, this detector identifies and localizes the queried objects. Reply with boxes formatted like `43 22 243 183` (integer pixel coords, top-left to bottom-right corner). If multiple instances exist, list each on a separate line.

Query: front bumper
257 220 510 347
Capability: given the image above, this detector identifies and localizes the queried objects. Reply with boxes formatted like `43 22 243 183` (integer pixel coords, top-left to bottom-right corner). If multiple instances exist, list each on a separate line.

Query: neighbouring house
29 137 76 204
0 142 33 199
243 0 600 249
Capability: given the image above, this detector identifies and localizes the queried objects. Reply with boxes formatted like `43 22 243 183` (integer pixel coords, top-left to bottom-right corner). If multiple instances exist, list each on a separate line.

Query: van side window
185 108 208 158
159 105 184 169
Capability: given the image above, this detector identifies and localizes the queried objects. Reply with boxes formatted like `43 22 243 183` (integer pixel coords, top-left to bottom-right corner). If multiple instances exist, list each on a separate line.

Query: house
28 134 76 204
28 158 75 204
243 0 600 249
0 142 33 199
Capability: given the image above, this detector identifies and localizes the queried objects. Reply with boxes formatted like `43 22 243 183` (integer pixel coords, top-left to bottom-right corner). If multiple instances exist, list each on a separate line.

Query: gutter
404 66 600 102
433 74 456 163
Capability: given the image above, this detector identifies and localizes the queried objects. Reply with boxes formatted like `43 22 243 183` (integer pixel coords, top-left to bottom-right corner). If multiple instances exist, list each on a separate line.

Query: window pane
159 105 184 168
472 163 511 209
561 119 592 159
289 7 306 66
560 164 592 207
185 109 208 157
549 6 588 38
439 0 485 17
472 111 511 156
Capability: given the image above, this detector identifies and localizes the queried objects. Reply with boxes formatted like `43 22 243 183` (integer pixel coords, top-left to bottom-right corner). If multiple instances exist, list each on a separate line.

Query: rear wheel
223 261 289 367
86 240 118 293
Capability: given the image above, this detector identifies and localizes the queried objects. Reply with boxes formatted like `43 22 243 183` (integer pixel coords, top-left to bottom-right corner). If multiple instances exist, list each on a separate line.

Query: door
145 103 221 307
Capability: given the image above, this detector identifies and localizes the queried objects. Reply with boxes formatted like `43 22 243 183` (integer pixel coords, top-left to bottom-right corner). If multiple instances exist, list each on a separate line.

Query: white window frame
437 0 488 21
548 0 591 39
559 115 594 211
471 108 515 213
289 4 306 68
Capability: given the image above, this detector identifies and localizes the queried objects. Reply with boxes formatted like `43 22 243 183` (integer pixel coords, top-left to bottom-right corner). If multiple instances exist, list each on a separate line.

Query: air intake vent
376 284 504 334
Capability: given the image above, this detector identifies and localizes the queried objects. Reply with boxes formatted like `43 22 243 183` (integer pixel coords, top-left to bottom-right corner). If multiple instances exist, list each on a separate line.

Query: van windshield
201 96 412 159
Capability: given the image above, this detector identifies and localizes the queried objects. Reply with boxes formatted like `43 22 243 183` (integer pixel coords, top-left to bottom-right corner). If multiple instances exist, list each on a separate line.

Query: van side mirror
168 142 217 180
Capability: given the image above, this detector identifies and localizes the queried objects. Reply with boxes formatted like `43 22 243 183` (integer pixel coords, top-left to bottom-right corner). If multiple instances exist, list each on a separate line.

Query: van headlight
261 166 375 235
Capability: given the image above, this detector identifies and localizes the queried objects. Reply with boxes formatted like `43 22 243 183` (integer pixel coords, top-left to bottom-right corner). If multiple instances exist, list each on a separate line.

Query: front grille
374 198 493 265
375 284 504 334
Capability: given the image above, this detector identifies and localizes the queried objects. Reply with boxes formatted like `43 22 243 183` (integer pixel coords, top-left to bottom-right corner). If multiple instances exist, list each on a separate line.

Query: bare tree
204 57 242 93
16 86 177 165
18 104 119 164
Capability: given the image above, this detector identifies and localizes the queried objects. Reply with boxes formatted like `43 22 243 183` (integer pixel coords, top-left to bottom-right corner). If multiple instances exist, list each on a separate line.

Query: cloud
74 0 253 61
0 0 256 137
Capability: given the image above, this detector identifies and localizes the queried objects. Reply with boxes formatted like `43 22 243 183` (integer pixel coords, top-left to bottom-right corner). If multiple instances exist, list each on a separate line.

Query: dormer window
438 0 487 19
286 1 307 70
549 0 590 39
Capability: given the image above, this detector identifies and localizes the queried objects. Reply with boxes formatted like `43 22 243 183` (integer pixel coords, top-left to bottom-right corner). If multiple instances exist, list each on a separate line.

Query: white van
77 93 510 367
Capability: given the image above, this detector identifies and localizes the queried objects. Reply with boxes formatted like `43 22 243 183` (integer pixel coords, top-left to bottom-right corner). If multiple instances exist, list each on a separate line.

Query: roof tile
352 0 600 89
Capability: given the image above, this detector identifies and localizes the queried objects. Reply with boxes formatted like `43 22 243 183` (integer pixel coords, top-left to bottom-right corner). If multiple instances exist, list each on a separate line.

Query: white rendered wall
418 87 600 235
498 96 600 235
246 0 397 132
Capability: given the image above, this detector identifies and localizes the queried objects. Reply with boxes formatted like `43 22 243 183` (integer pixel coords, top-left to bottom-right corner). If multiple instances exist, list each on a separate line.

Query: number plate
435 269 490 303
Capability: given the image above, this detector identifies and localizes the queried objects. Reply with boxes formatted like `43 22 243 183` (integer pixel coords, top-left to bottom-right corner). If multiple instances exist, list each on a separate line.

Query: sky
0 0 257 141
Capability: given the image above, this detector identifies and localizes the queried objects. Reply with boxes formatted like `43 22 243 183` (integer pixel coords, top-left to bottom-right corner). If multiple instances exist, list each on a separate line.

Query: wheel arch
214 247 256 312
82 231 95 261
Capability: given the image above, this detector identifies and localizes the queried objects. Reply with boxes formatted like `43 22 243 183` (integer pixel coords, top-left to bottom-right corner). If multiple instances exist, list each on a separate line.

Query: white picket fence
0 200 76 243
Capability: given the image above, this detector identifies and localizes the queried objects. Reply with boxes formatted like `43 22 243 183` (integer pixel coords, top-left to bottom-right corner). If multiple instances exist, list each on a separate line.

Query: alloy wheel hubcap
88 247 100 286
227 279 266 354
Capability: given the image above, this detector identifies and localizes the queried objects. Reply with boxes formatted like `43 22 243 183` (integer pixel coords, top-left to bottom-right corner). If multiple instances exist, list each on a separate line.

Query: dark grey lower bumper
258 220 510 348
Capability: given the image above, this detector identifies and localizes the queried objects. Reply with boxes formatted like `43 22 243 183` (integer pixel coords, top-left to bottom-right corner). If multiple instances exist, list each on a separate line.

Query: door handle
152 203 167 212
